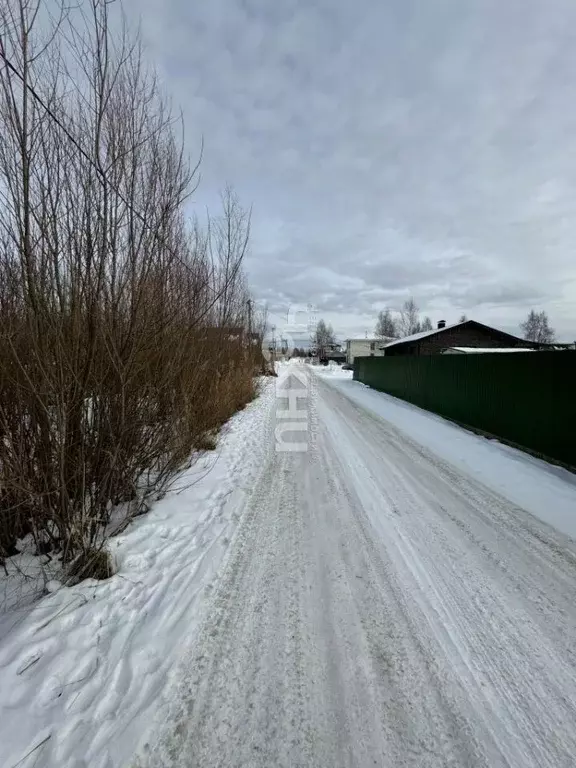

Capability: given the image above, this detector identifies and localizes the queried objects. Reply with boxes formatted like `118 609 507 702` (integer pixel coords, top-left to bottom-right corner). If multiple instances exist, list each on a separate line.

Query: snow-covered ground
313 361 354 379
132 366 576 768
3 363 576 768
0 380 276 768
321 374 576 539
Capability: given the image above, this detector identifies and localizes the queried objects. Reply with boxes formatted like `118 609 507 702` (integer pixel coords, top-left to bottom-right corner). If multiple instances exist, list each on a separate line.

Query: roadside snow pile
313 362 353 379
319 375 576 540
0 379 275 768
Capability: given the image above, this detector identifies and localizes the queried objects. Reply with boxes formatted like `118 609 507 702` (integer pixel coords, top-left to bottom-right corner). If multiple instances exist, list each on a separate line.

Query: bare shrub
0 0 260 589
196 433 218 452
67 548 114 583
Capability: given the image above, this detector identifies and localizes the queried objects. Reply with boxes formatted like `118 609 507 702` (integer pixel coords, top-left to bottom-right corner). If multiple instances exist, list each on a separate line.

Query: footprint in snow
36 675 64 709
15 649 42 676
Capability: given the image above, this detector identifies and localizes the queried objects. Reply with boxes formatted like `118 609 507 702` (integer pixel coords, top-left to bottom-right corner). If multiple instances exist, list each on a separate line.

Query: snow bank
313 362 353 379
319 376 576 540
0 380 276 768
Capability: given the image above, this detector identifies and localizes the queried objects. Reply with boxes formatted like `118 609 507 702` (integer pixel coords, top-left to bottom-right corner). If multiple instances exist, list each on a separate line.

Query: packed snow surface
134 364 576 768
322 373 576 539
2 364 576 768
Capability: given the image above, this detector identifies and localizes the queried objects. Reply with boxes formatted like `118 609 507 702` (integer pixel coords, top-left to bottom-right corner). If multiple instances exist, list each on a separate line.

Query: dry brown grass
67 548 114 583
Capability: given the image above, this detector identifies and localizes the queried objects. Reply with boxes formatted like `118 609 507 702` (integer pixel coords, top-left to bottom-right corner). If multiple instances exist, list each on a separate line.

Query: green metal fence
353 352 576 467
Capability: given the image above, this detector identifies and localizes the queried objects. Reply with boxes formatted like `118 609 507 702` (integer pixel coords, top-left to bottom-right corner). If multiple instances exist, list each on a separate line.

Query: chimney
437 320 446 329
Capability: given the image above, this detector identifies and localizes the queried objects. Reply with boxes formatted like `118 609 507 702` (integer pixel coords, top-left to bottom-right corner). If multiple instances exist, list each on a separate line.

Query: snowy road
136 366 576 768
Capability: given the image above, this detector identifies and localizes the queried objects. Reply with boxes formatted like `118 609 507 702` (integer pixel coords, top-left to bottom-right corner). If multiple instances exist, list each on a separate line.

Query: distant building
380 320 541 356
345 337 395 365
314 341 346 364
324 350 346 364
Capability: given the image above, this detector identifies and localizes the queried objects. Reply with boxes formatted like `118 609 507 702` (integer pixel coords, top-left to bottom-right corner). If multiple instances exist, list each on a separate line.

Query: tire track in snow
134 366 576 768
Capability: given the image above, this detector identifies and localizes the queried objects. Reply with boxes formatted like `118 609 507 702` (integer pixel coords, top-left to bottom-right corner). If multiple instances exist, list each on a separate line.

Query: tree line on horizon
373 300 556 344
308 303 558 357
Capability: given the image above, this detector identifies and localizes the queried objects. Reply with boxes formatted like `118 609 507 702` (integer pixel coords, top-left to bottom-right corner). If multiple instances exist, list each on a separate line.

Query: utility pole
270 324 276 367
247 298 253 366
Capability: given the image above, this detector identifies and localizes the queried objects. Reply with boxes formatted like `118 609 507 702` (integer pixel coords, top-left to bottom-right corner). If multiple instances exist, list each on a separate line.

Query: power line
0 45 107 184
0 45 245 326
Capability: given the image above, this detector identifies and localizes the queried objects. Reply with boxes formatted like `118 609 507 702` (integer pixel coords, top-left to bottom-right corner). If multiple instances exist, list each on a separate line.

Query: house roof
381 321 466 349
443 346 535 354
380 320 531 351
347 336 394 343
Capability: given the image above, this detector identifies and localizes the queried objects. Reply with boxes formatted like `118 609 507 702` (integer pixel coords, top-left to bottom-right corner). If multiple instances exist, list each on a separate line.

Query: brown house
381 320 540 356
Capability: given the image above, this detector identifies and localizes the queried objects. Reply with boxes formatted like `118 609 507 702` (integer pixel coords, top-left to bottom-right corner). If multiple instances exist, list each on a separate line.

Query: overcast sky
124 0 576 341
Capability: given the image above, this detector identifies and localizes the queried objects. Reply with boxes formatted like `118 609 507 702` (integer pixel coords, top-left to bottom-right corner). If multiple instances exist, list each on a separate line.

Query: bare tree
375 309 398 338
459 314 468 323
398 298 421 336
311 319 336 359
249 301 270 373
421 316 433 332
521 310 555 344
0 0 257 586
210 186 251 328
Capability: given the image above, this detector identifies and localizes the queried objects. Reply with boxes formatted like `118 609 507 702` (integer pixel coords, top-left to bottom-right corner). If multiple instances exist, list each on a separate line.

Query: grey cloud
122 0 576 339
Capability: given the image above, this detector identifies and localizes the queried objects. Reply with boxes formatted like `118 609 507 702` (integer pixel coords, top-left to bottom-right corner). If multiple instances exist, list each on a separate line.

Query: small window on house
370 341 375 351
